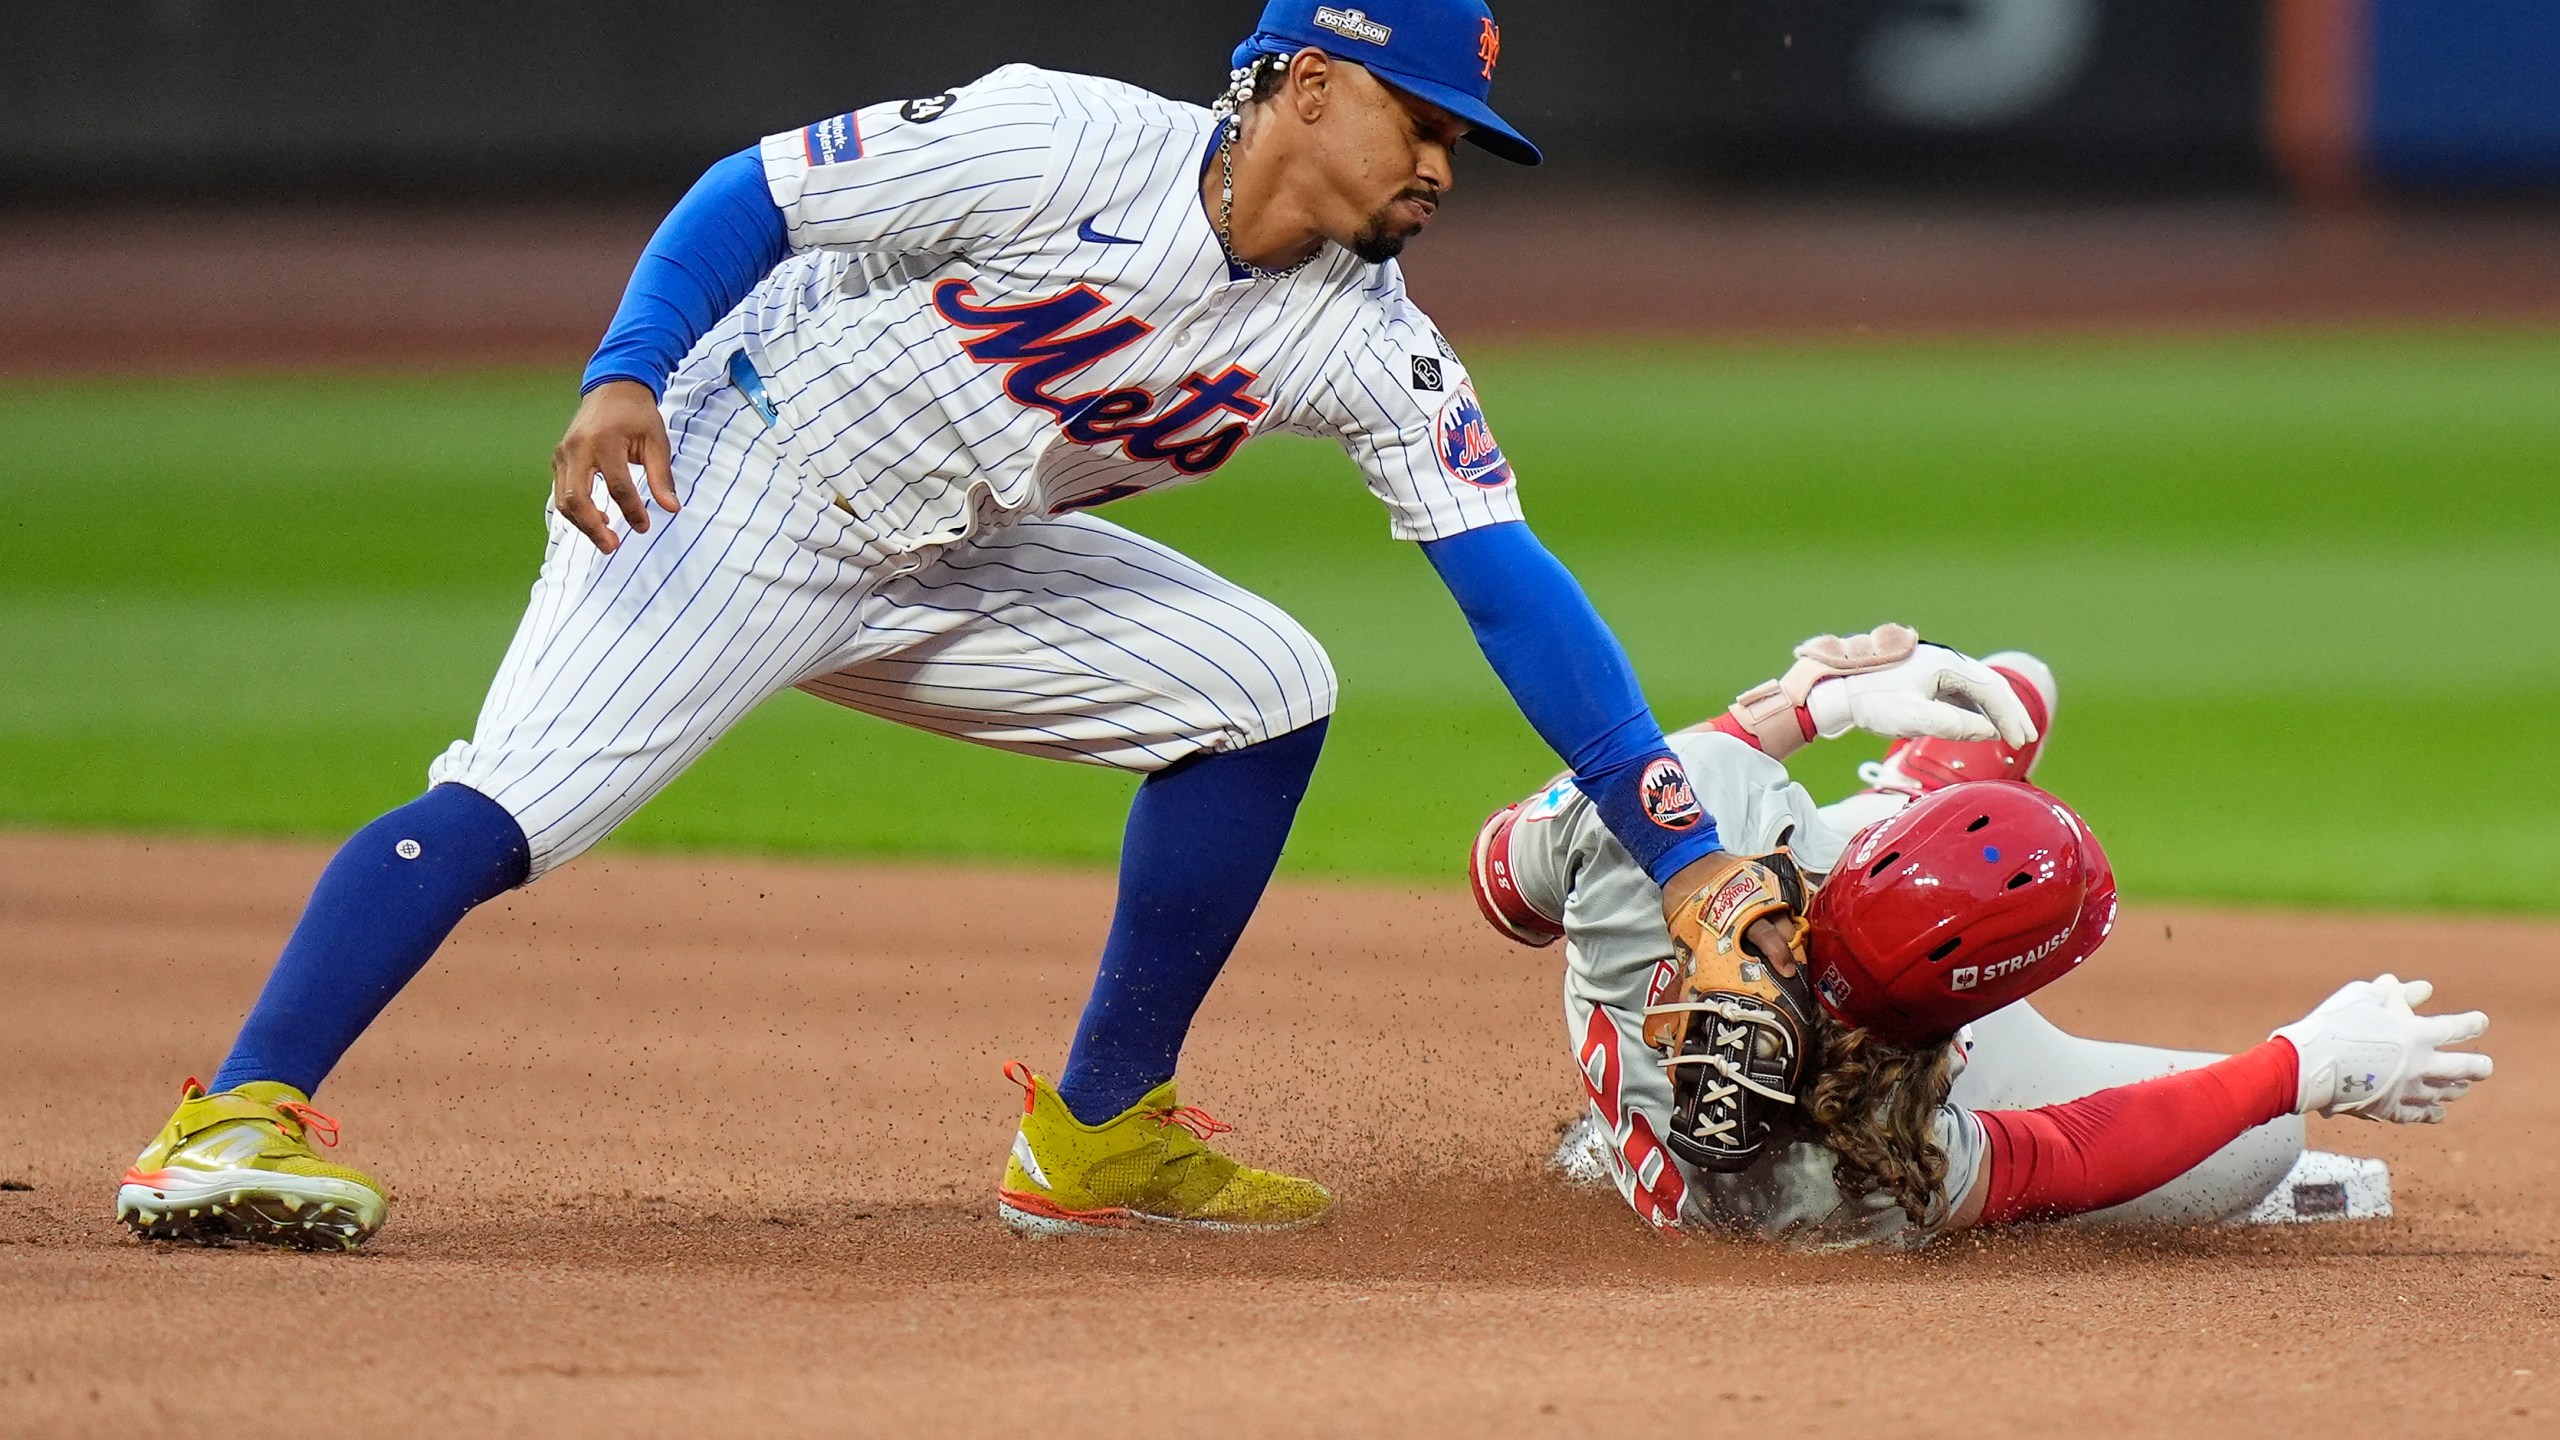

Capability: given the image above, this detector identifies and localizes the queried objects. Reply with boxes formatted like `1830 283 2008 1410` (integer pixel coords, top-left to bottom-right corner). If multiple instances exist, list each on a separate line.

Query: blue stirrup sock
211 784 531 1096
1056 719 1328 1125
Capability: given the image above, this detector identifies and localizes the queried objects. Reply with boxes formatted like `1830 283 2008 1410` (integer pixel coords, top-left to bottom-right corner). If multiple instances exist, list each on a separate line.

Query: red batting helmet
1805 781 2116 1047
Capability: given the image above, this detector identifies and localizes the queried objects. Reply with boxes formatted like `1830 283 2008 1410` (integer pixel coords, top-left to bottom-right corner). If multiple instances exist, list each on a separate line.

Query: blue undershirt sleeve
580 145 791 399
1420 521 1724 885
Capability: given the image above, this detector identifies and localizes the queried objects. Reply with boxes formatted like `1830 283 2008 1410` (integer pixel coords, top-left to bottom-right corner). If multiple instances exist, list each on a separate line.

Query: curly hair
1804 1011 1959 1226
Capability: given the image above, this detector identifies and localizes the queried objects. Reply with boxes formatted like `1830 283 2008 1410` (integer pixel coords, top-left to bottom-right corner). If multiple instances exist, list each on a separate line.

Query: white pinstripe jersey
730 64 1524 553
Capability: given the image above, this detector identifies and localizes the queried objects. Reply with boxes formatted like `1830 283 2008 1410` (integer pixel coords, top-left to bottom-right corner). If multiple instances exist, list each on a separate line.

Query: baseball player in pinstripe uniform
117 0 1972 1249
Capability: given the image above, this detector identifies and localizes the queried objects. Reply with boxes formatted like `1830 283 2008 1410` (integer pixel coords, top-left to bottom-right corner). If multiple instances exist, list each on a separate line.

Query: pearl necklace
1215 117 1320 282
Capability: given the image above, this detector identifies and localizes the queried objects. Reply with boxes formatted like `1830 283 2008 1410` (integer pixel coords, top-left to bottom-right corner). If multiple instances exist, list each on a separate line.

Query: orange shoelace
1152 1105 1233 1142
274 1101 342 1148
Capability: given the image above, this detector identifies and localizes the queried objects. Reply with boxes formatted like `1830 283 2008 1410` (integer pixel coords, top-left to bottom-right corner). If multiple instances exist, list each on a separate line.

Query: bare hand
551 380 679 553
1741 915 1800 978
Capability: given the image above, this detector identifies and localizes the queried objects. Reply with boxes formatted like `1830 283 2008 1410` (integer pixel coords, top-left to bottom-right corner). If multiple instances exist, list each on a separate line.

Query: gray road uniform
1500 730 2306 1248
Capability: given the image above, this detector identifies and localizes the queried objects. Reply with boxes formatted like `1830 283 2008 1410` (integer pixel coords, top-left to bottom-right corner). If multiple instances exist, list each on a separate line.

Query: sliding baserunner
1475 630 2491 1244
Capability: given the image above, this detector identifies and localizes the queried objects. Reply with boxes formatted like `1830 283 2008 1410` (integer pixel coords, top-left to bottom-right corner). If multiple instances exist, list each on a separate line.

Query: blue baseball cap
1231 0 1540 166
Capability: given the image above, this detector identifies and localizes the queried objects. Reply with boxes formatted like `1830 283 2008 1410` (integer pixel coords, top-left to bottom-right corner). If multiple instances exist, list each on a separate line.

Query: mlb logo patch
1950 965 1980 992
1816 965 1852 1011
802 113 863 166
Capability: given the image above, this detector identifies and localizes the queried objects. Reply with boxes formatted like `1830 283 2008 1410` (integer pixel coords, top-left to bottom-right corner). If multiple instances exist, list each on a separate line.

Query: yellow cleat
997 1062 1334 1236
115 1078 386 1252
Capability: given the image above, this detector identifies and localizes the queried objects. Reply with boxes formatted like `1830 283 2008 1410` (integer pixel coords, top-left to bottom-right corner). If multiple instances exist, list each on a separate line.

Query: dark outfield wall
6 1 2265 198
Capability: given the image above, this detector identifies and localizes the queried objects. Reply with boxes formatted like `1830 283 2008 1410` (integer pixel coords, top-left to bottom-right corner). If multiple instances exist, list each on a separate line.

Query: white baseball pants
429 384 1336 879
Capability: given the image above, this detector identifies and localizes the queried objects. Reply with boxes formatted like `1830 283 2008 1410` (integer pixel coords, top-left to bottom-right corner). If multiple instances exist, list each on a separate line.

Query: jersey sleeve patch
1434 380 1513 488
801 113 864 167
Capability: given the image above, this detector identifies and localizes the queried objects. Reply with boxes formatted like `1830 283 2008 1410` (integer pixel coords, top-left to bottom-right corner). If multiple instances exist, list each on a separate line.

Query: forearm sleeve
1420 522 1722 884
581 146 791 399
1975 1039 2301 1225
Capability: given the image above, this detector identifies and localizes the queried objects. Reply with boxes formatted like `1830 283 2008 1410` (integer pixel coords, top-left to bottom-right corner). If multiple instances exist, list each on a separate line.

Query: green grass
4 330 2557 910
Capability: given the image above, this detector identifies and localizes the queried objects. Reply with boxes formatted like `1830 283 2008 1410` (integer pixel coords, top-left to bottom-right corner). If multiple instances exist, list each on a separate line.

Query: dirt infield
2 831 2554 1437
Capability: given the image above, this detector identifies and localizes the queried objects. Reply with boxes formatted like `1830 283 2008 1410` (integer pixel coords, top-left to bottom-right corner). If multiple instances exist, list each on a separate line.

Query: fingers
1743 915 1800 977
1880 695 1997 742
551 440 622 554
637 417 680 516
2398 978 2435 1007
1938 663 2038 747
1915 704 1997 742
601 458 652 536
2422 1048 2494 1084
2419 1008 2490 1048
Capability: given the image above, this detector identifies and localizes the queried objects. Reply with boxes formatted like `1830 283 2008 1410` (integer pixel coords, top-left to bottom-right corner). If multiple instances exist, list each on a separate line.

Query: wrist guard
1725 623 1919 759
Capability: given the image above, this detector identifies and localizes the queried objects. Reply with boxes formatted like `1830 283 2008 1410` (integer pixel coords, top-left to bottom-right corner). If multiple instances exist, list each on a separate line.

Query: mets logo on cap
1434 381 1512 487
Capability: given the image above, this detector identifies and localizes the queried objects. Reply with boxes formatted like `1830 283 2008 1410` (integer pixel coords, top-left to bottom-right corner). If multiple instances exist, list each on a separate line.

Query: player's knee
1235 629 1337 748
423 746 591 882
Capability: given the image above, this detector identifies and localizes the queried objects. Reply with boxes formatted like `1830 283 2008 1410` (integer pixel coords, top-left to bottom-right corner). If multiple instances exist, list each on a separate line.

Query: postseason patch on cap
1434 381 1512 487
801 113 863 167
1313 6 1393 45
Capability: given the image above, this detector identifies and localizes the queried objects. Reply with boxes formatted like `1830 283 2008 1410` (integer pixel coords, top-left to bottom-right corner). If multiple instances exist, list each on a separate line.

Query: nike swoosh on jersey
1076 216 1142 246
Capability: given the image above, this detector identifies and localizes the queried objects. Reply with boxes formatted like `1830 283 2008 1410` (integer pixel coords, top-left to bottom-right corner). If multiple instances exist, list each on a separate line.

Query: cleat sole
998 1192 1329 1238
116 1167 382 1252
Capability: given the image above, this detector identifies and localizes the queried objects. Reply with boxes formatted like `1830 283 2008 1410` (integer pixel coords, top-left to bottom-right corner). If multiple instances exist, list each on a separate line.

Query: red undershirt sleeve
1974 1038 2301 1226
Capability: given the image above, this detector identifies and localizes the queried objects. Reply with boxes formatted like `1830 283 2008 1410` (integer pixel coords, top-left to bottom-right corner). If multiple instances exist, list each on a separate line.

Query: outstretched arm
1948 975 2492 1230
1419 522 1726 903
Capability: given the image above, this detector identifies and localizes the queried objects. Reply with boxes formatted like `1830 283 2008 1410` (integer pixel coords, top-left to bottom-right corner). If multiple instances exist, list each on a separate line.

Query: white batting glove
1803 643 2039 748
2271 975 2492 1123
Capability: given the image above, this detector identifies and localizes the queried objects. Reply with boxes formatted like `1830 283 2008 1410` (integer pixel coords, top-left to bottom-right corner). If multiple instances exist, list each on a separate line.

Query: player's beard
1350 186 1438 264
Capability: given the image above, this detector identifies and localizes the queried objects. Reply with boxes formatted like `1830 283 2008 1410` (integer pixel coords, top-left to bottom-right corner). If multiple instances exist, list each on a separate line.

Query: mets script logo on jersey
931 280 1269 477
1435 382 1512 488
1639 757 1701 830
1315 7 1392 45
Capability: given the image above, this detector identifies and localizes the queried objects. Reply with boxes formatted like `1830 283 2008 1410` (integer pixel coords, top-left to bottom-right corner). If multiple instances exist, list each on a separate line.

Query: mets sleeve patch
1434 381 1513 488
